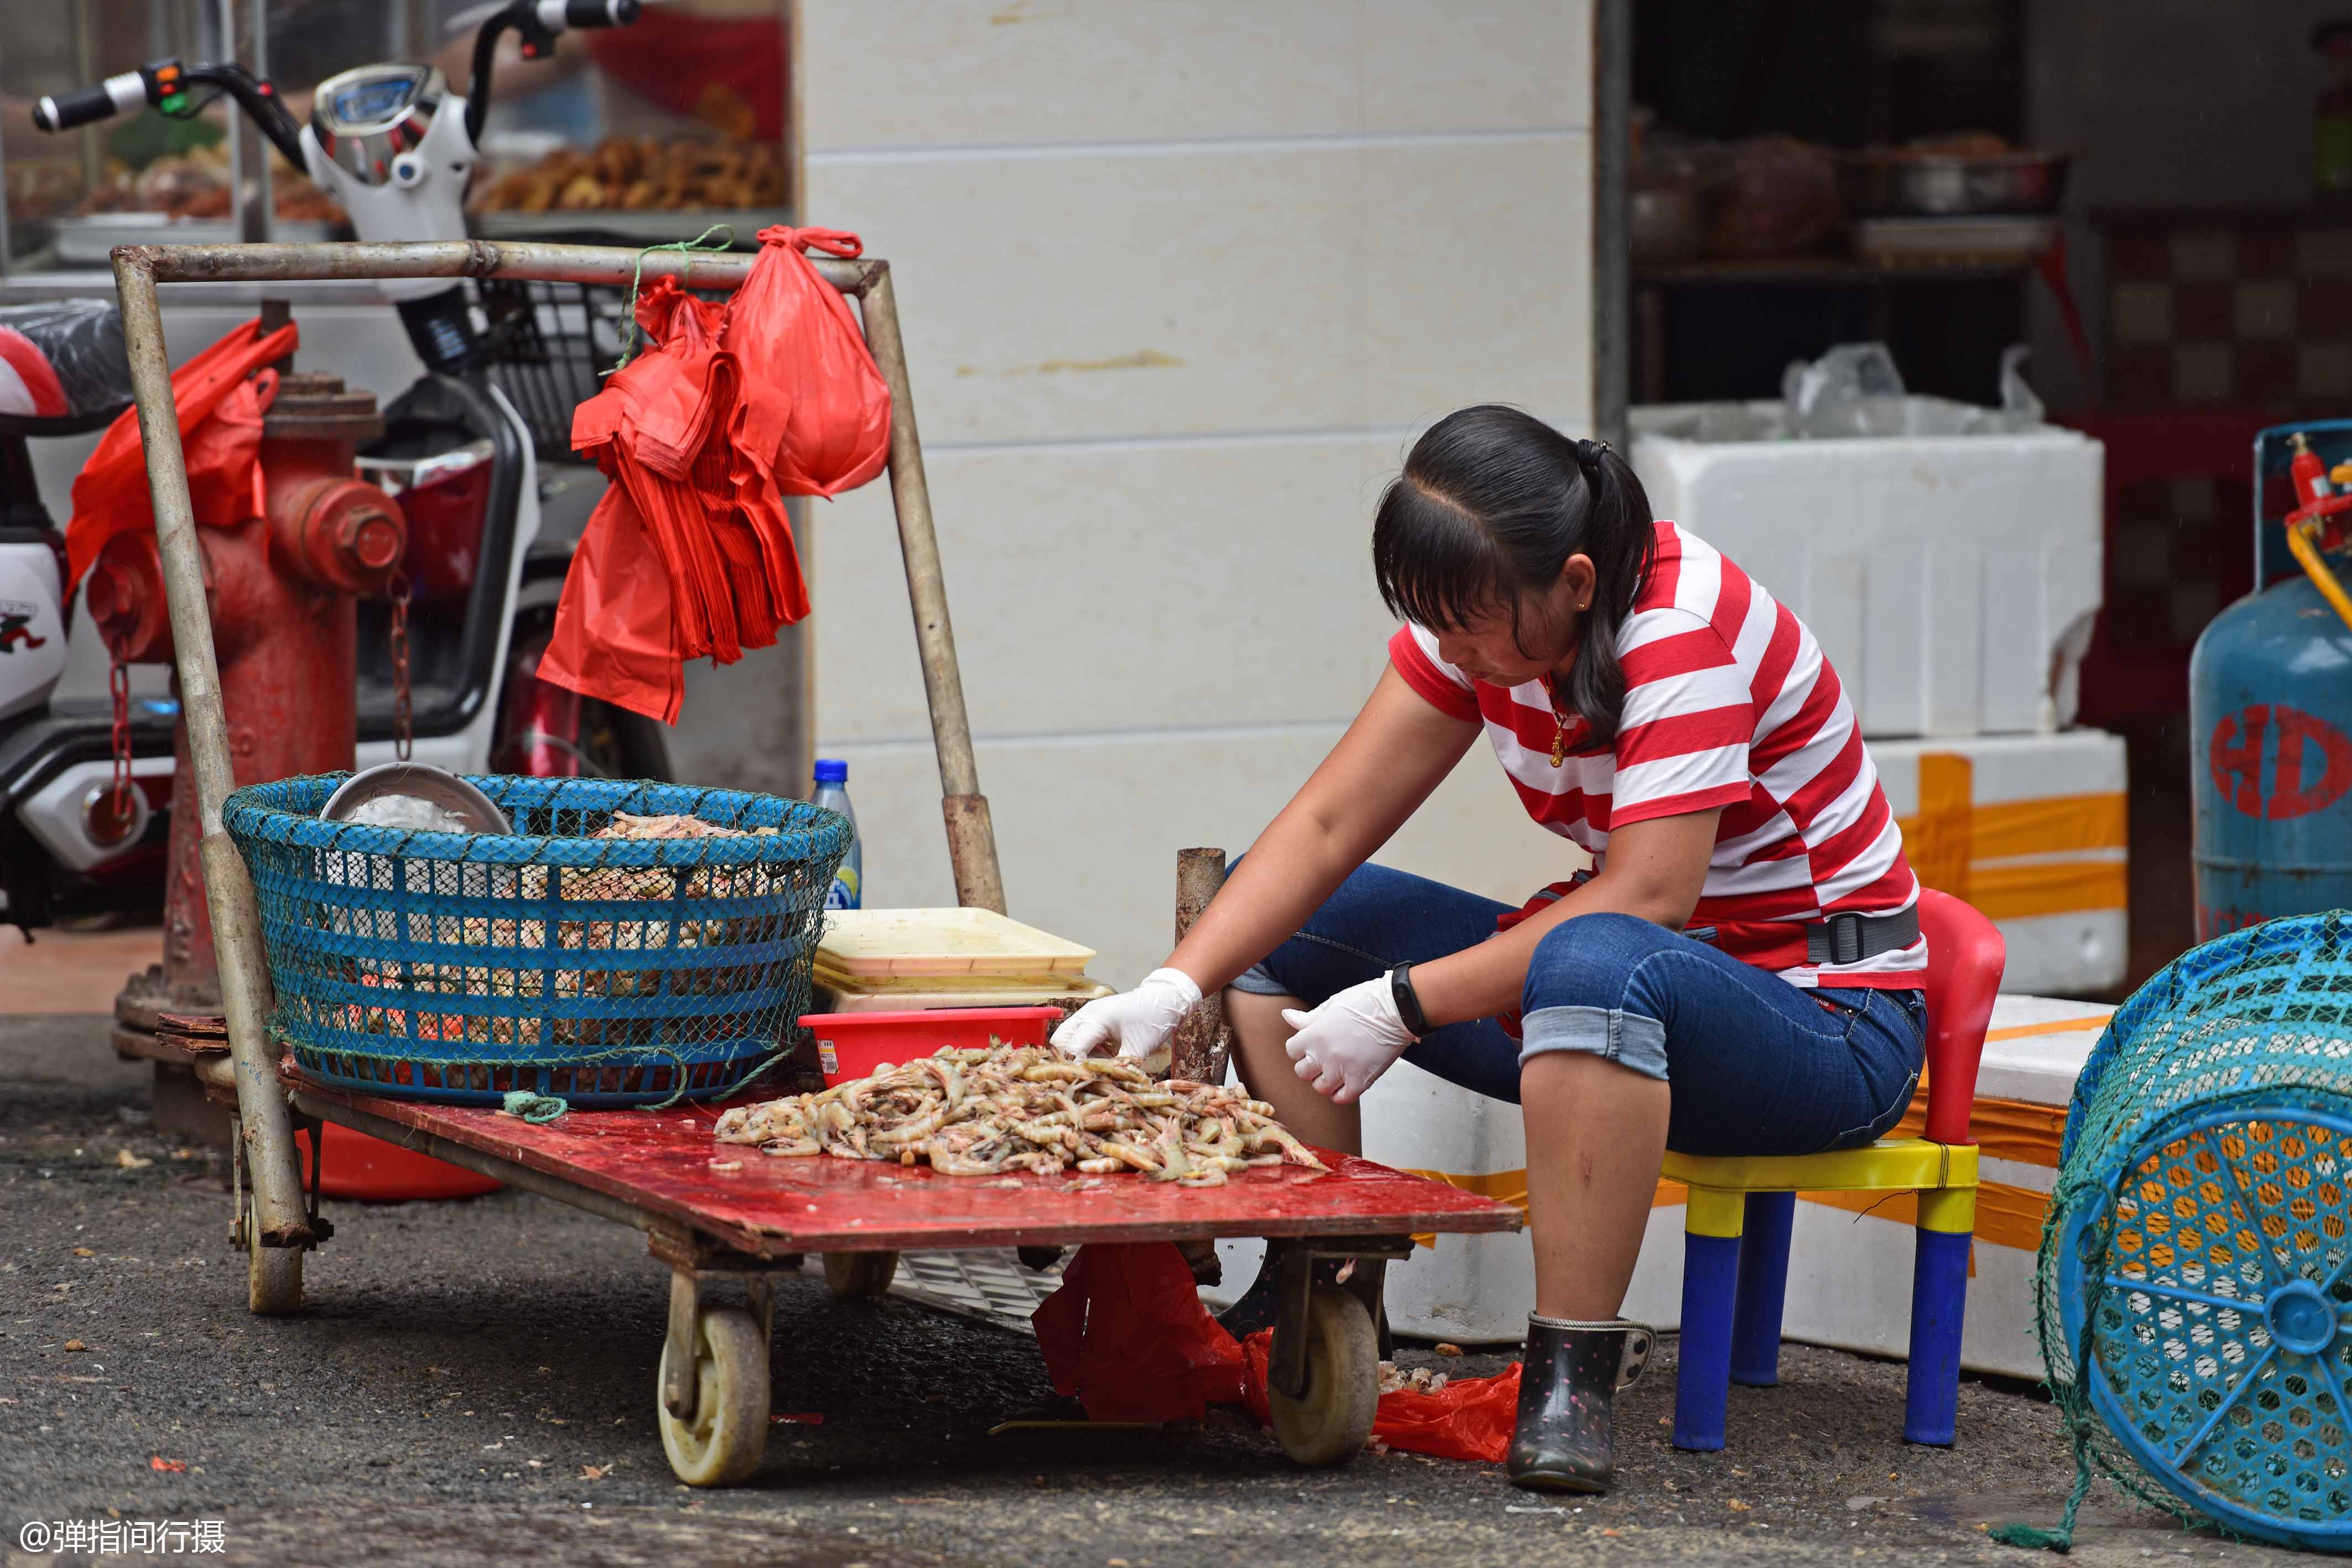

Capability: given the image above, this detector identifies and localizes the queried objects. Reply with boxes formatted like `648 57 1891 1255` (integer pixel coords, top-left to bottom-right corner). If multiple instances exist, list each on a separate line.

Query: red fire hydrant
89 369 405 1046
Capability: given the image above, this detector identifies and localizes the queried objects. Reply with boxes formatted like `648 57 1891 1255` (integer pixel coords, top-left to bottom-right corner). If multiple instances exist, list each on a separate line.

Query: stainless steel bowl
319 763 510 835
1835 151 2072 217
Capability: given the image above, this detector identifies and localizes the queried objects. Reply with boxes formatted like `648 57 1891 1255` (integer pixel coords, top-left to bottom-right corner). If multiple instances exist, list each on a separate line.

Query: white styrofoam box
1628 404 2103 738
1870 730 2129 997
802 133 1590 446
802 1 1591 149
824 722 1579 989
1346 997 2110 1371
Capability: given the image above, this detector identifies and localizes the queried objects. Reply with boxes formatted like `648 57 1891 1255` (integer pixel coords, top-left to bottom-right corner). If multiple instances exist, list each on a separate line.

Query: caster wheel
657 1305 770 1486
1268 1284 1378 1466
246 1201 303 1315
824 1251 898 1297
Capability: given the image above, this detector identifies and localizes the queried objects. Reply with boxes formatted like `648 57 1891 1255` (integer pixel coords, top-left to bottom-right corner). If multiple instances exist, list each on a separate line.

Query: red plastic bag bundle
538 226 888 723
64 317 297 595
1032 1242 1524 1462
724 227 891 498
539 277 813 723
1031 1244 1247 1423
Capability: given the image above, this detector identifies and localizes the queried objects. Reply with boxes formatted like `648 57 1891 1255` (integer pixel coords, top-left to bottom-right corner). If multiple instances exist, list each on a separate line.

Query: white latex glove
1283 977 1418 1105
1051 967 1203 1060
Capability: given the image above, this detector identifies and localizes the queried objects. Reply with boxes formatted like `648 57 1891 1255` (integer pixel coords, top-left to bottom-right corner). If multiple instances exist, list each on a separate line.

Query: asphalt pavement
0 1014 2298 1568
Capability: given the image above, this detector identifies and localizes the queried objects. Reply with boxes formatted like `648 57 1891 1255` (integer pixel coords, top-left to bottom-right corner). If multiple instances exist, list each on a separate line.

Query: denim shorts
1231 862 1927 1159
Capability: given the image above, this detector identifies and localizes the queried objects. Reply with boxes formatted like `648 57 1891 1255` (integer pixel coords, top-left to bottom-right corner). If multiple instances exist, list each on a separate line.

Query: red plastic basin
802 1005 1063 1087
294 1122 503 1202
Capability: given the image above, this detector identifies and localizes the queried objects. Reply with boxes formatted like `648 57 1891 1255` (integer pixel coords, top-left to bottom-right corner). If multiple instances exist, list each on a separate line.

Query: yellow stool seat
1663 1139 1980 1237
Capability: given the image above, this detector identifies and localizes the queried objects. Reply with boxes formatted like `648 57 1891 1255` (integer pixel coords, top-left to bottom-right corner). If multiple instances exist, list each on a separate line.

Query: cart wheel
657 1305 770 1487
824 1250 898 1297
1268 1284 1379 1467
246 1202 303 1315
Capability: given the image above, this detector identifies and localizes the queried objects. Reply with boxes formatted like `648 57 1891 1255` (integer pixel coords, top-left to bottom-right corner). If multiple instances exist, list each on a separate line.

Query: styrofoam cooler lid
1977 994 2115 1105
816 908 1097 977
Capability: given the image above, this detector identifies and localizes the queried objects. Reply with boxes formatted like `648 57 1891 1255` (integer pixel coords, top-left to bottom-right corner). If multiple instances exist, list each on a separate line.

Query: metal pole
1170 848 1230 1084
1591 0 1633 450
110 249 314 1275
855 265 1007 915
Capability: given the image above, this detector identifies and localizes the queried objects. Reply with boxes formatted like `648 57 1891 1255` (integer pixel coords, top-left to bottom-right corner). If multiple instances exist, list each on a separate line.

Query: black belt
1804 905 1921 966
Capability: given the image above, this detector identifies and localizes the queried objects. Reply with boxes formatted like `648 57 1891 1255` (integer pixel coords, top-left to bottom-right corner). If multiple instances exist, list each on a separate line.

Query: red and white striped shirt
1388 520 1924 988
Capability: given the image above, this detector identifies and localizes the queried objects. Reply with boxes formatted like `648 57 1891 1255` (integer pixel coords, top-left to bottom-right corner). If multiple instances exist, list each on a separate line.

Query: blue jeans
1231 863 1926 1159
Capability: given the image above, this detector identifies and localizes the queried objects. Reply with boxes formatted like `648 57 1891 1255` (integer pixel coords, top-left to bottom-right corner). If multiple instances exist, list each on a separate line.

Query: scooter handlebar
545 0 641 28
32 72 147 134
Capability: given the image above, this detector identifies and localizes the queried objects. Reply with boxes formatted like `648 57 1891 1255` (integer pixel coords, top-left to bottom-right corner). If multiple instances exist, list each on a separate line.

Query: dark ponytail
1371 404 1657 744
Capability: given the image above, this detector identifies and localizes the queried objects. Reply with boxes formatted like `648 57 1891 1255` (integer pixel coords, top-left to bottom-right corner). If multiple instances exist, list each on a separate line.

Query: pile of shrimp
712 1042 1329 1185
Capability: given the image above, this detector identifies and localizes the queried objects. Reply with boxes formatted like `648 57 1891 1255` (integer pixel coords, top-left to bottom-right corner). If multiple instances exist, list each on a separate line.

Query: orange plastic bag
534 484 682 724
64 318 296 595
723 226 892 498
1237 1329 1524 1463
1031 1244 1247 1424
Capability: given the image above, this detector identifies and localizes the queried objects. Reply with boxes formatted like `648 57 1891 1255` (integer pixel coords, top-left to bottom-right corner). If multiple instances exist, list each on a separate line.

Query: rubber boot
1507 1314 1653 1493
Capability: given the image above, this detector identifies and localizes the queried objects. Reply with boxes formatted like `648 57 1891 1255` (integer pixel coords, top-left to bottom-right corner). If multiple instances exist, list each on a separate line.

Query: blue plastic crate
222 774 850 1107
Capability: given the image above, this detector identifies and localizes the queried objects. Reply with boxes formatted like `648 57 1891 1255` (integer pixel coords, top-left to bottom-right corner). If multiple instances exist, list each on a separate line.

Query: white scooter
2 0 666 933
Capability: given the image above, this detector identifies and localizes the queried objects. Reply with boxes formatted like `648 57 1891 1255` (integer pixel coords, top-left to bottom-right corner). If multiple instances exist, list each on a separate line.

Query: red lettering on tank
2210 706 2270 816
2268 707 2352 819
2210 704 2352 819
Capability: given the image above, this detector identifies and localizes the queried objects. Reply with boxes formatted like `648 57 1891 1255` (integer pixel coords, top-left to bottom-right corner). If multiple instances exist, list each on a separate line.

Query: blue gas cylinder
2190 422 2352 939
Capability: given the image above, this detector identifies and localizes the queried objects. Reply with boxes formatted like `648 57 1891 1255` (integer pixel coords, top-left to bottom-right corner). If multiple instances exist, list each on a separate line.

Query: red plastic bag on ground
1239 1330 1524 1463
1031 1244 1247 1423
1032 1243 1524 1462
64 317 296 595
723 226 891 498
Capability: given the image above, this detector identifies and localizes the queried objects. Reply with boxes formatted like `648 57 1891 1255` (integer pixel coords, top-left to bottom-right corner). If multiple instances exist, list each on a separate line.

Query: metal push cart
108 238 1523 1485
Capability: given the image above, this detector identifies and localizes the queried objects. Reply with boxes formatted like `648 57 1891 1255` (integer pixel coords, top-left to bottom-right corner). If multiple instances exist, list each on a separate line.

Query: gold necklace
1542 675 1570 767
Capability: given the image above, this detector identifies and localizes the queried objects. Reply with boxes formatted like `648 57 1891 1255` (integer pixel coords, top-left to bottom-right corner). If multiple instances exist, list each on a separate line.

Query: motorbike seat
0 299 132 437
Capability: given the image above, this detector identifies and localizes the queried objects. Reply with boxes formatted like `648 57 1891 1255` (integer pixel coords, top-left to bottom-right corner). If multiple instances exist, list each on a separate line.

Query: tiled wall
795 2 1596 982
2104 215 2352 411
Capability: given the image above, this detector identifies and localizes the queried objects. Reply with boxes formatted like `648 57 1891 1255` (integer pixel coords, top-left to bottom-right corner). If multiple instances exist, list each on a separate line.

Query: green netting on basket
222 774 850 1108
2003 912 2352 1553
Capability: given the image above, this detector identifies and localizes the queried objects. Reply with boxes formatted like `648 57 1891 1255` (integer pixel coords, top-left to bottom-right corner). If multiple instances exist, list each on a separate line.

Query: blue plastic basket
223 774 851 1107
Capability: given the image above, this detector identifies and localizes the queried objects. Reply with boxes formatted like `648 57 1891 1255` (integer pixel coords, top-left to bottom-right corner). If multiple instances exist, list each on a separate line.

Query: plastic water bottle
811 758 860 909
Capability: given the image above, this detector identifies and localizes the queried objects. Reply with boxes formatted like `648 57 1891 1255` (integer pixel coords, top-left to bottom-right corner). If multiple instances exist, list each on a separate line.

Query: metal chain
107 645 134 823
388 571 413 762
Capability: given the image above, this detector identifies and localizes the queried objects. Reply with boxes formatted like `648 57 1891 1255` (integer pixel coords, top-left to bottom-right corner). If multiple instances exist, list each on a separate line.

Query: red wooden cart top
290 1075 1524 1259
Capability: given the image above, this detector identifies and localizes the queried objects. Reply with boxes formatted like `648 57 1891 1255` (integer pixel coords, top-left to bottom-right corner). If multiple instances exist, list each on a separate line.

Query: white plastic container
1344 997 2110 1374
1630 400 2104 738
1870 730 2129 996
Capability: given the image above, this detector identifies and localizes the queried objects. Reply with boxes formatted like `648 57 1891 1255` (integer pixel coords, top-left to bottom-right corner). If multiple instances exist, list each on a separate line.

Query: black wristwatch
1388 962 1429 1037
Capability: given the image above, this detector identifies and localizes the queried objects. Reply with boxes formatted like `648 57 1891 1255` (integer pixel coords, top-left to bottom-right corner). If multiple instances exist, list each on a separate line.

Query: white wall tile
810 433 1421 746
827 725 1588 987
800 1 1589 150
807 133 1591 444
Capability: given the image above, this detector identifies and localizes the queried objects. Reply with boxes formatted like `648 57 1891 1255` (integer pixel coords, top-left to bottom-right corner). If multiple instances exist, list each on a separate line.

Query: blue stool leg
1674 1189 1745 1452
1730 1191 1796 1387
1905 1188 1976 1446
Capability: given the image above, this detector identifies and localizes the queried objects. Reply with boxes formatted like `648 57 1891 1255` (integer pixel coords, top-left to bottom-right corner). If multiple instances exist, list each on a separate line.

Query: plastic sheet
63 317 296 596
0 299 131 420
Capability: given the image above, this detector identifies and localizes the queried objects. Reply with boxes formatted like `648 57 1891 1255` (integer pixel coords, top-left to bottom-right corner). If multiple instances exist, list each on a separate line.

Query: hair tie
1574 437 1611 474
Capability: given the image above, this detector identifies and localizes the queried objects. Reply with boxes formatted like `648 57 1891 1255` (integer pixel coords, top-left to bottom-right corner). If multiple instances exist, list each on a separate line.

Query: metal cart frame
111 240 1520 1483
